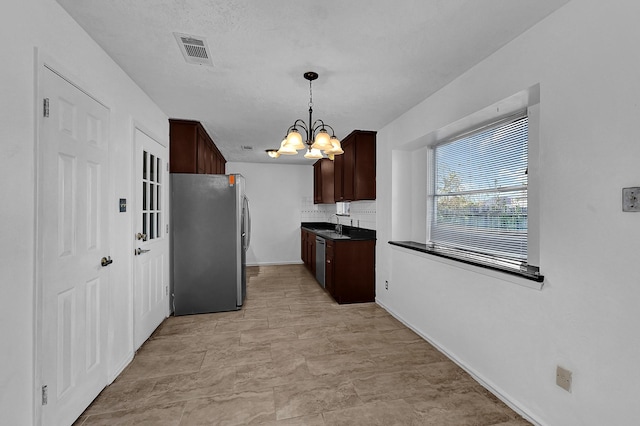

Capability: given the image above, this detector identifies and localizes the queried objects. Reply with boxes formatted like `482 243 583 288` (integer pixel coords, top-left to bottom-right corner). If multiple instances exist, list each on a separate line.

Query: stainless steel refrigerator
170 173 251 315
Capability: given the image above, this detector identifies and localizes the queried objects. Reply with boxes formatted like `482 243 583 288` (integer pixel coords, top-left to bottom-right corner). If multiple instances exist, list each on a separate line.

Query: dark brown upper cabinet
169 119 226 174
334 130 376 201
313 158 335 204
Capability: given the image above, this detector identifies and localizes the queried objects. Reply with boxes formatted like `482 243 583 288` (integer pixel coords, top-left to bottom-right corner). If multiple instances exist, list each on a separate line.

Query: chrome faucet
329 213 342 235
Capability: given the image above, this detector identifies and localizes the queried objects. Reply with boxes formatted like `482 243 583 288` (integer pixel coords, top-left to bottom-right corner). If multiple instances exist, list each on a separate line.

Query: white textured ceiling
56 0 568 164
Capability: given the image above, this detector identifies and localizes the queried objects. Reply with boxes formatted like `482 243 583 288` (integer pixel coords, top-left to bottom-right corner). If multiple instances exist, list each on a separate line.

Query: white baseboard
108 351 134 385
375 298 544 426
247 260 304 267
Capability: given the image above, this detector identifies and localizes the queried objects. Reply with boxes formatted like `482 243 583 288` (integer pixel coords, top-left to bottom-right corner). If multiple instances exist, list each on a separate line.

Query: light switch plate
622 187 640 212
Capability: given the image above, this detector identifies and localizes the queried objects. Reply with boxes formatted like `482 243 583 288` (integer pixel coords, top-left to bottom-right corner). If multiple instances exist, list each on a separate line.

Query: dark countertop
388 240 543 282
301 222 376 241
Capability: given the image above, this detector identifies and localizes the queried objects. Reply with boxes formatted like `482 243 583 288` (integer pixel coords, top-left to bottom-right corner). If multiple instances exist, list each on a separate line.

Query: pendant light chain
309 79 313 108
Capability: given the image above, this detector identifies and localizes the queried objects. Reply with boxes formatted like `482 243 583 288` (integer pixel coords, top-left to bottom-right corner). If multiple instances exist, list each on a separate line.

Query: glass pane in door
141 149 163 241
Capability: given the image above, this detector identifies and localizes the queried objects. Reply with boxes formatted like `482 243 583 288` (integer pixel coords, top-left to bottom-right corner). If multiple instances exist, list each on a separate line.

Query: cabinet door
314 159 334 204
333 153 344 201
332 130 376 201
332 240 375 304
342 139 355 201
210 143 216 174
321 159 334 203
169 121 198 173
313 161 322 204
206 141 214 174
214 153 221 174
325 240 335 295
354 132 376 200
301 229 307 265
196 133 207 174
307 232 316 277
170 119 227 175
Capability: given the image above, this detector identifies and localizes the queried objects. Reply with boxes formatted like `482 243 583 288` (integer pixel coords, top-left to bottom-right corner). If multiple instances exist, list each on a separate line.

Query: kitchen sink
315 230 351 240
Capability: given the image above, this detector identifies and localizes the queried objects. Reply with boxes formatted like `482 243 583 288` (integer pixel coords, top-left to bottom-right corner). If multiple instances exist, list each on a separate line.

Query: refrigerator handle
245 196 251 249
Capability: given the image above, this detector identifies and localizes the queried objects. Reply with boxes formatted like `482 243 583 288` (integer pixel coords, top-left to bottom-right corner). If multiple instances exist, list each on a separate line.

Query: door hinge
41 385 48 405
43 98 50 117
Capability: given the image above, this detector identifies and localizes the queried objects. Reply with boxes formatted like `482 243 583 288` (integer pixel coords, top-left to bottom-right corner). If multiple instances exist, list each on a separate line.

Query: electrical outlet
622 187 640 211
556 366 572 392
385 280 389 290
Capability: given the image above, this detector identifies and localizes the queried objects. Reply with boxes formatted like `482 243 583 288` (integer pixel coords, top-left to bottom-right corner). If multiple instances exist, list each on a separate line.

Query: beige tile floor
75 264 531 425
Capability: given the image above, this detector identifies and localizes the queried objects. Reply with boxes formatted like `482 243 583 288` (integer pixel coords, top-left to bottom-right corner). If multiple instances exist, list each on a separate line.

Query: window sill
388 241 544 290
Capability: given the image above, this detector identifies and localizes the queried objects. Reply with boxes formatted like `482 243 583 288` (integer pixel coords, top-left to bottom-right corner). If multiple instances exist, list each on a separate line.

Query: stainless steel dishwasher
315 236 326 287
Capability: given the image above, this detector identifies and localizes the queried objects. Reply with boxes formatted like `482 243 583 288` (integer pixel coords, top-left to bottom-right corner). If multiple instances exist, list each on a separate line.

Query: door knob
100 256 113 267
136 233 147 241
135 248 151 256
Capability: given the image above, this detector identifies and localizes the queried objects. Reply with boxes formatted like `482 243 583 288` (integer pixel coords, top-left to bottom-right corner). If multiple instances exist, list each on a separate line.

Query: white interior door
133 128 169 350
38 66 110 425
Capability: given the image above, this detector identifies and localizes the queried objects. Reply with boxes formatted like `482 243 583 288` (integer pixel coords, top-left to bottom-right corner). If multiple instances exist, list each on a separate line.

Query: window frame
388 87 542 287
427 111 530 266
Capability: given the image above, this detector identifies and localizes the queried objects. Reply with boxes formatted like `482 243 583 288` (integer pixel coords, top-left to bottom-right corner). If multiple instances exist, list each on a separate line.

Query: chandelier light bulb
312 129 332 150
285 129 304 150
303 148 323 159
277 139 298 155
332 138 344 153
325 137 344 155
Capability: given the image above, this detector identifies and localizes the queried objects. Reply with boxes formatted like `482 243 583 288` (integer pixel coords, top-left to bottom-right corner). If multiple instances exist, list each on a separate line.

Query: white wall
226 162 312 265
0 1 168 424
376 1 640 425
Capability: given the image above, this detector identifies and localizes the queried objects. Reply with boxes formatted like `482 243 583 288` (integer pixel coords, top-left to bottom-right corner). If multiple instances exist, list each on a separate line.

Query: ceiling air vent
174 33 213 66
241 146 253 151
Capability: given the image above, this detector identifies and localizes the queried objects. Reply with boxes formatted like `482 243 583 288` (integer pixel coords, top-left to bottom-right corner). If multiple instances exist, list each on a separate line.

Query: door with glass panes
133 128 169 350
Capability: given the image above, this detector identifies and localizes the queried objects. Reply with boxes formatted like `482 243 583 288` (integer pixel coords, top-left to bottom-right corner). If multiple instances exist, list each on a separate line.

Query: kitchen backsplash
300 197 377 230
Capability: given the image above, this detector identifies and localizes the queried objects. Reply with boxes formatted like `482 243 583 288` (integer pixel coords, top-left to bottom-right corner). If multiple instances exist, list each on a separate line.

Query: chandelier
266 71 343 160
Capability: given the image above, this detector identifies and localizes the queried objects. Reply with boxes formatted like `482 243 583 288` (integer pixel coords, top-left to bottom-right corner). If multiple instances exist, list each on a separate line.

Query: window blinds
431 115 528 262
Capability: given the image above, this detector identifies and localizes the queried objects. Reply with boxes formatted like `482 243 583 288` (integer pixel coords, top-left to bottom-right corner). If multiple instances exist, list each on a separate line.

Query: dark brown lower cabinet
301 229 307 265
325 240 334 296
300 229 316 275
309 234 316 276
325 239 375 304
